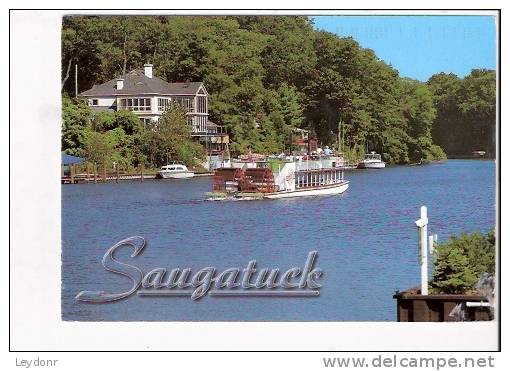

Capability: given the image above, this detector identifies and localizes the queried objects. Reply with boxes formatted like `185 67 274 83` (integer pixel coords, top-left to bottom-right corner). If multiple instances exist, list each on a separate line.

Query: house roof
62 153 85 165
79 70 205 97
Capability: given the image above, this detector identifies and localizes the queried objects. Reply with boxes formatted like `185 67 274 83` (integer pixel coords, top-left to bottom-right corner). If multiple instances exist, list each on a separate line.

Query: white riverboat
357 152 386 169
208 155 349 200
157 164 194 179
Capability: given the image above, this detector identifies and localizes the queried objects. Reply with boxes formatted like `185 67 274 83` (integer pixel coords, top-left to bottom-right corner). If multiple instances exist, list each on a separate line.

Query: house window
174 97 194 112
91 99 98 106
197 116 207 132
118 97 151 112
197 96 207 113
158 98 172 112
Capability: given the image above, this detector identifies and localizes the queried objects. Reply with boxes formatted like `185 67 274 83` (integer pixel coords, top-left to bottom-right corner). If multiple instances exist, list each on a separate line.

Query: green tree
61 96 94 156
141 104 205 167
235 16 317 89
62 15 458 162
431 230 495 294
428 70 496 157
90 109 144 168
456 69 496 155
83 130 115 167
263 83 305 151
400 79 440 162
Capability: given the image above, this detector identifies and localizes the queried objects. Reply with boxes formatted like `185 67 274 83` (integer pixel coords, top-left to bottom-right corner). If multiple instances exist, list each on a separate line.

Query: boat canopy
161 165 187 171
365 152 382 160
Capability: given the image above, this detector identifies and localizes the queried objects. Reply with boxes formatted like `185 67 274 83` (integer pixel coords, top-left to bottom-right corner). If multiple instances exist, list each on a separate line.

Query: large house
79 64 229 169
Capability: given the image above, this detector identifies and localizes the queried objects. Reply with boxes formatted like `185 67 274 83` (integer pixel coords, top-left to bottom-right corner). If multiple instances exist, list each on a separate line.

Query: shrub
426 144 447 161
430 230 495 294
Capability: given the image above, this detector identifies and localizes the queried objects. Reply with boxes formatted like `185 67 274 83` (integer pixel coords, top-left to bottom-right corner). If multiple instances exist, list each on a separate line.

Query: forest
61 16 496 168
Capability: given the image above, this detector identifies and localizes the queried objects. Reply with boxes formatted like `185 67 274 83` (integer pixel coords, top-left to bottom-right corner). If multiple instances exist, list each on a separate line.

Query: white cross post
415 206 429 295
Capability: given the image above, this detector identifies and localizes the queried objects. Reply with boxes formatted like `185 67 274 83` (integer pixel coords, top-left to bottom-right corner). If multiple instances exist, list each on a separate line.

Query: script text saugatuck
75 236 323 303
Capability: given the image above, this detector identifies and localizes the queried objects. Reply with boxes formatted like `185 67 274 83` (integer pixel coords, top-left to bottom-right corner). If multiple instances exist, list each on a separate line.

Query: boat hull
158 171 195 179
358 162 386 169
264 181 349 199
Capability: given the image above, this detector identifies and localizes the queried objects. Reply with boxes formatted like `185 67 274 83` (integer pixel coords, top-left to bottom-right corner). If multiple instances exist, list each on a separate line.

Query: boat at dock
157 164 194 179
357 152 386 169
207 155 349 200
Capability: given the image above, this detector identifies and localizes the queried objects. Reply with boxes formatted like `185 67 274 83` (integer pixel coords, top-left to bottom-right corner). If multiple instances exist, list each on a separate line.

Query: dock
62 172 214 184
62 173 155 184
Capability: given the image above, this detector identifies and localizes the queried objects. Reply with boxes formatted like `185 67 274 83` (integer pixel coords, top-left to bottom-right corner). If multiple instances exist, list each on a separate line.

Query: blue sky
312 16 497 82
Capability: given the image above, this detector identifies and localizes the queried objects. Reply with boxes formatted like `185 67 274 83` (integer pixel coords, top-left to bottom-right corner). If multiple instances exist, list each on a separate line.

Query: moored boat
157 164 194 179
357 152 386 169
473 150 486 158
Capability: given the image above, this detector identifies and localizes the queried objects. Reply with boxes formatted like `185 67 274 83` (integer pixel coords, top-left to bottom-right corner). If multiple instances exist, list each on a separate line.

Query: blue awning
62 153 85 165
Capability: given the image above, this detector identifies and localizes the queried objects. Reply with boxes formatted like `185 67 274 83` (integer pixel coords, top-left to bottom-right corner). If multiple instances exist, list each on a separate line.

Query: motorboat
357 152 386 169
157 164 194 179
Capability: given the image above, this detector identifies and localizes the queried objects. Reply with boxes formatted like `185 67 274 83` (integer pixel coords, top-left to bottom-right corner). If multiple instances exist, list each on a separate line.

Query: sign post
415 206 429 295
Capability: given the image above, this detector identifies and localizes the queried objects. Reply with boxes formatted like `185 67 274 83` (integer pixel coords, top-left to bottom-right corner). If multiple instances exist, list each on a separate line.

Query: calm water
62 160 496 321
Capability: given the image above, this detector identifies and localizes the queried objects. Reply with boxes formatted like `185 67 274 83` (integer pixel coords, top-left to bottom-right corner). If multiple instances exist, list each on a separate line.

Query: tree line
62 16 496 165
428 70 496 157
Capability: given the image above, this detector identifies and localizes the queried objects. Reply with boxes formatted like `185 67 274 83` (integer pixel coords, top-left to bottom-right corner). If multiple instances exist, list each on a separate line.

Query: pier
62 171 213 184
61 172 156 184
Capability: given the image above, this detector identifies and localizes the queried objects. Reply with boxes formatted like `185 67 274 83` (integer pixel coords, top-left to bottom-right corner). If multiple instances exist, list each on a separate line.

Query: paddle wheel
213 168 245 192
241 168 275 193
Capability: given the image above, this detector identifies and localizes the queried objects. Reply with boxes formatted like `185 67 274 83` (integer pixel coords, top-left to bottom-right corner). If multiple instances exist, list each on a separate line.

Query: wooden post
86 164 90 183
93 164 97 184
70 164 75 184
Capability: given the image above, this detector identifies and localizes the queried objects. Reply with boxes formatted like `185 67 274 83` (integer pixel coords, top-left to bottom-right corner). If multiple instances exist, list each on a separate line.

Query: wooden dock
62 172 213 184
62 173 156 184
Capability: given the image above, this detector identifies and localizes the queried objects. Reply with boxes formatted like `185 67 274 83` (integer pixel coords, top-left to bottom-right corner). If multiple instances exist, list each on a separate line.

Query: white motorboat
357 152 386 169
157 164 194 179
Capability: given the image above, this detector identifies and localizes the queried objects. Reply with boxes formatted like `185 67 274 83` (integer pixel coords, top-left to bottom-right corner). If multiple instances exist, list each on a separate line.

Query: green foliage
431 230 495 294
62 98 203 169
61 16 497 162
428 70 496 156
382 128 411 164
399 79 437 163
61 96 94 156
141 104 205 167
83 130 115 166
342 144 365 165
426 144 447 161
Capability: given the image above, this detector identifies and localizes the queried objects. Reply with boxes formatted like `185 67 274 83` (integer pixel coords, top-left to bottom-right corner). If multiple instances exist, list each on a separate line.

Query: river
62 159 496 321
